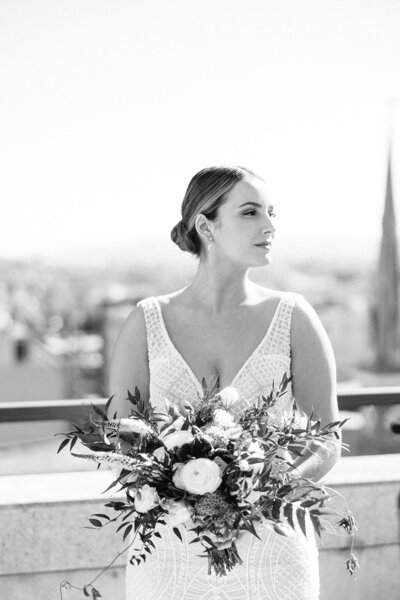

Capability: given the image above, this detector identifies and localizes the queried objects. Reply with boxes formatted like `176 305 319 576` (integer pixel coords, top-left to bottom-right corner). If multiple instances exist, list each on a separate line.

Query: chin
253 253 272 267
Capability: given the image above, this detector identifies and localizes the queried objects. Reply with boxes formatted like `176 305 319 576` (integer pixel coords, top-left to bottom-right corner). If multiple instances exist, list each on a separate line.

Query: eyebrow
238 201 274 209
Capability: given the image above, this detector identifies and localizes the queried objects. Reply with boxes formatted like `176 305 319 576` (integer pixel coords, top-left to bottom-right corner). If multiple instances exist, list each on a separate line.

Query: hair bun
170 220 198 254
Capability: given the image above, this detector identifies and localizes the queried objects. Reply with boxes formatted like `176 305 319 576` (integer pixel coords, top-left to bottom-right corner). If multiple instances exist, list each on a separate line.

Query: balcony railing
1 386 400 423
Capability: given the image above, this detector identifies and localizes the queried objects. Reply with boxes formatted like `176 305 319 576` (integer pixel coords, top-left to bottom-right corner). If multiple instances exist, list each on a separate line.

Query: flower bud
218 387 240 408
134 484 159 513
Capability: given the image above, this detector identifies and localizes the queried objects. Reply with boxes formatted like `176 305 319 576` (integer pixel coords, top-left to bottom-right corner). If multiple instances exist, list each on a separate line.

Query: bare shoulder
291 294 326 338
290 294 336 369
117 302 147 342
108 303 149 415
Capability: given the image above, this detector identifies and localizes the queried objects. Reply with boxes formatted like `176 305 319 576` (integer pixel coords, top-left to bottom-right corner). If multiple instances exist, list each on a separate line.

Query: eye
243 209 257 216
268 211 277 218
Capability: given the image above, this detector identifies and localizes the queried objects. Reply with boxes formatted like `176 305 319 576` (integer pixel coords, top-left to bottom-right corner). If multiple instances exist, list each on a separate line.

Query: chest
159 301 282 388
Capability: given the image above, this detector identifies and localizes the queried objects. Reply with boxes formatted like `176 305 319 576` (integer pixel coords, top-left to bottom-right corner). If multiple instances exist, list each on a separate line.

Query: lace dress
125 293 320 600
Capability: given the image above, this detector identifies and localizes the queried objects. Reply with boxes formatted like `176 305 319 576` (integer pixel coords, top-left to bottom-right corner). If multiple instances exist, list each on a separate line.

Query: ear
194 213 214 243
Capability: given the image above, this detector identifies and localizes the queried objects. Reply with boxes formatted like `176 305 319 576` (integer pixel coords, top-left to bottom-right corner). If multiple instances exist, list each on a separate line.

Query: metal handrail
1 387 400 423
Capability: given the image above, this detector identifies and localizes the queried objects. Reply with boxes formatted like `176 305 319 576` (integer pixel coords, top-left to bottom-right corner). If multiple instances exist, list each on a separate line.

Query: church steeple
373 146 400 370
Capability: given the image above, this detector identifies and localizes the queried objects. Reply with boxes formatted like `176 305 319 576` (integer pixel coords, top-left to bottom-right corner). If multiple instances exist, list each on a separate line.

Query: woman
109 165 340 600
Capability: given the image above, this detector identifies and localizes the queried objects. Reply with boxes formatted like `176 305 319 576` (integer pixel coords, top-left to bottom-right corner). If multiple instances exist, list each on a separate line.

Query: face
210 176 276 267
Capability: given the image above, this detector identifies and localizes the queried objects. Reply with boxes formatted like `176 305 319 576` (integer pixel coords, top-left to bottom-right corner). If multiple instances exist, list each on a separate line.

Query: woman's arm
290 295 341 482
108 305 150 419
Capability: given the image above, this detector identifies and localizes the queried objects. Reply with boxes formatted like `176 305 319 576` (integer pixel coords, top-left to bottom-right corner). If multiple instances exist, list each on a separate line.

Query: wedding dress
125 293 320 600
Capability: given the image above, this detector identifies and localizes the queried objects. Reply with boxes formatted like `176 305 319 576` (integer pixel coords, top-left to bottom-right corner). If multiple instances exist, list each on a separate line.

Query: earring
207 236 213 251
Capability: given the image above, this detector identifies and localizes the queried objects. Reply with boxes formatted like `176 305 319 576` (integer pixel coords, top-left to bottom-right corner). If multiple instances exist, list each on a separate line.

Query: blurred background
1 0 400 471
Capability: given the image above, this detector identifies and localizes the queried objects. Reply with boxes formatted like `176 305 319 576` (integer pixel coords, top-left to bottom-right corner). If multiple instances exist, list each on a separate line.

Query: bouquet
58 373 359 599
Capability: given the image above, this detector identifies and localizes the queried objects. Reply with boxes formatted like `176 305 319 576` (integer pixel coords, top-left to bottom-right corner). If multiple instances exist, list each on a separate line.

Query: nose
262 213 276 236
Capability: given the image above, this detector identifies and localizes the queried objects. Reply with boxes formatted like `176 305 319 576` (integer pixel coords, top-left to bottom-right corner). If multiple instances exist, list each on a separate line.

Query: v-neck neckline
152 296 285 397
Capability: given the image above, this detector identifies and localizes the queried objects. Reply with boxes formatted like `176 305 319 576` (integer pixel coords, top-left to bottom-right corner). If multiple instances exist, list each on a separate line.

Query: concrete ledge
1 455 400 600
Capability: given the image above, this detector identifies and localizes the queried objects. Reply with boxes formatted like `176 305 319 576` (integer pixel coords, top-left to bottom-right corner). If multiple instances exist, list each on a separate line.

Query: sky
1 0 400 261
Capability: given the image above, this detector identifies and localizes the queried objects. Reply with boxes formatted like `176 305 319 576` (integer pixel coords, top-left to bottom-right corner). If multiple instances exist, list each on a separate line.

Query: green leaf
57 438 70 454
310 514 322 538
284 503 295 531
272 500 281 521
89 518 102 528
173 527 183 542
105 394 114 417
276 484 293 498
296 507 307 538
127 389 137 405
91 403 107 420
123 524 133 542
201 535 217 548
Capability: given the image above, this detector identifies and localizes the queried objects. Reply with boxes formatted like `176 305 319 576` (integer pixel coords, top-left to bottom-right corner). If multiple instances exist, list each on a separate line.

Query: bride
109 165 340 600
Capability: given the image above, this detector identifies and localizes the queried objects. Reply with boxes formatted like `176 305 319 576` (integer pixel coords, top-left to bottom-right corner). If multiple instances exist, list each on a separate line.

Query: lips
255 242 272 249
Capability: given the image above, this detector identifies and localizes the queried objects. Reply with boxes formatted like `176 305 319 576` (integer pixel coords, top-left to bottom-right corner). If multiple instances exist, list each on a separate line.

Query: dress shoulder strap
137 297 169 360
261 292 302 356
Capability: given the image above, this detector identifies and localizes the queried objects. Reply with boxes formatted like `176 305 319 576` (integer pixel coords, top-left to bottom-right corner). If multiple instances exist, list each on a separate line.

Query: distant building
371 147 400 371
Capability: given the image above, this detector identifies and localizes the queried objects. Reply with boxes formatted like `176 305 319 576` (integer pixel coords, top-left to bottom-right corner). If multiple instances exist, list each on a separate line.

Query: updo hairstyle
170 166 258 256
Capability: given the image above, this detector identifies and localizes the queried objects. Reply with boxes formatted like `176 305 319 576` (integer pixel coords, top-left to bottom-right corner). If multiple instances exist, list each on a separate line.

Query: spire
373 145 400 370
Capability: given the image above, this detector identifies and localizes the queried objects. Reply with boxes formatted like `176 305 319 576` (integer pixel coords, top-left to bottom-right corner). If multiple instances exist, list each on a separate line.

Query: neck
184 254 254 312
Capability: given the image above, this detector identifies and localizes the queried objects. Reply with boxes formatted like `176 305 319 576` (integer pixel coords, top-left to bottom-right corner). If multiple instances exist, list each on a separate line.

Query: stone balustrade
1 454 400 600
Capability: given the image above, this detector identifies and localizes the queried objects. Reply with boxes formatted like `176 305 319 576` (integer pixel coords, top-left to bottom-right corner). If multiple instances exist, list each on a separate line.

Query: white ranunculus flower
172 458 222 495
164 500 191 527
218 387 240 408
162 429 195 451
213 408 236 427
134 484 159 513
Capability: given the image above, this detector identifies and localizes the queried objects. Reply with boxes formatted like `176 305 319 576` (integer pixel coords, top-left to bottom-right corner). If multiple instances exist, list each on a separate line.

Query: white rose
164 500 191 527
172 458 222 495
218 387 240 408
213 409 236 428
134 484 159 513
162 429 195 451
